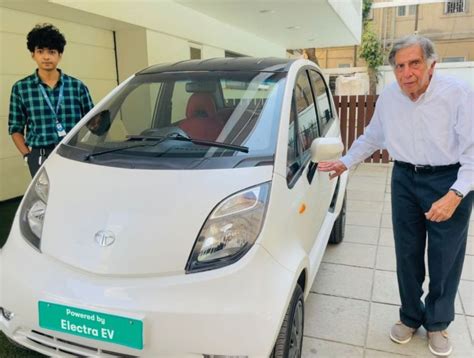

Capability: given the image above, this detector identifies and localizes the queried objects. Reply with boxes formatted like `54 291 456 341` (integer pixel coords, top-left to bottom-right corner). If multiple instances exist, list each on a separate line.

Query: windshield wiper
83 132 180 161
84 132 248 161
126 133 249 153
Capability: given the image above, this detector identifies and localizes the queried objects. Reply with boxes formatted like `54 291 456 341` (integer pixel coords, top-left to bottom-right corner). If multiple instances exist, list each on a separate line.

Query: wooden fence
334 95 390 164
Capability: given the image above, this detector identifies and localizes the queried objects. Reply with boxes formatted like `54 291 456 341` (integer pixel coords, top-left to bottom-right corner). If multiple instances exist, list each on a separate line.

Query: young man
319 35 472 356
8 23 94 177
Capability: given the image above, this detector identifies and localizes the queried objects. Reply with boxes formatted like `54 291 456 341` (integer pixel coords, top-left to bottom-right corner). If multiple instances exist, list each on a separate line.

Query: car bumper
0 220 295 357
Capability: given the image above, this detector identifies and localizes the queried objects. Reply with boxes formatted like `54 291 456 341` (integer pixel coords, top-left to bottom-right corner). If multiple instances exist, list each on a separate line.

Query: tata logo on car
94 230 116 247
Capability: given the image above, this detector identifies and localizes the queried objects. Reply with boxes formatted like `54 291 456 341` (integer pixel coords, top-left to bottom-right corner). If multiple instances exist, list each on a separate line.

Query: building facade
315 0 474 69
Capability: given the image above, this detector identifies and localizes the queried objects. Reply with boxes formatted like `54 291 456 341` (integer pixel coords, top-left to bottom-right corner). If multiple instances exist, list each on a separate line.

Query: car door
285 69 329 254
307 69 337 231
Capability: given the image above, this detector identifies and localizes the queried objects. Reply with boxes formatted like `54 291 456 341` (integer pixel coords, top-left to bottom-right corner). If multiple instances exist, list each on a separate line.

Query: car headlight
19 169 50 251
186 182 271 273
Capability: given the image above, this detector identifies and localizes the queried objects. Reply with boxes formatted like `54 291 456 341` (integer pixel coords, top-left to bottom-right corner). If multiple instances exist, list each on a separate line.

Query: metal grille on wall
445 0 465 13
334 95 391 164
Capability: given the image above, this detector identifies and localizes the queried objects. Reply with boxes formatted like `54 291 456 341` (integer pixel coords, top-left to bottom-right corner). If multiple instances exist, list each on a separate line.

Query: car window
63 71 286 170
286 70 320 186
171 81 193 123
294 71 319 154
287 102 300 184
309 70 333 135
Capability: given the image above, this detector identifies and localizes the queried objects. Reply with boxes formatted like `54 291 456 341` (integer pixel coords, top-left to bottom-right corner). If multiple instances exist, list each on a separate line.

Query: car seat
178 93 224 141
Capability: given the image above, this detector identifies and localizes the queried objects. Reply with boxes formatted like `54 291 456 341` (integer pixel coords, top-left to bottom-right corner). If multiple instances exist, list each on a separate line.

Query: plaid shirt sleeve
79 83 94 116
8 83 27 135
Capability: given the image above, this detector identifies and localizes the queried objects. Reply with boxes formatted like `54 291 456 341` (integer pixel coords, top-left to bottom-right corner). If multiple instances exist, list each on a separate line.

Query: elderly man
319 35 472 356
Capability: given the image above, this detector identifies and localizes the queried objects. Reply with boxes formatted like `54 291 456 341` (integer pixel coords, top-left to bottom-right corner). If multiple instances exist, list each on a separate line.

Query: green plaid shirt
8 69 94 147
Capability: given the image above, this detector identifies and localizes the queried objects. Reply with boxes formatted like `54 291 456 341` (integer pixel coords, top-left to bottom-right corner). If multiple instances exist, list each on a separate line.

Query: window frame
286 68 322 188
308 69 335 137
445 0 466 14
397 5 417 16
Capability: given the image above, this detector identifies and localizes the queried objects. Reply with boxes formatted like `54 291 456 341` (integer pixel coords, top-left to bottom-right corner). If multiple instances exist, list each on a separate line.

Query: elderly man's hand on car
318 160 348 179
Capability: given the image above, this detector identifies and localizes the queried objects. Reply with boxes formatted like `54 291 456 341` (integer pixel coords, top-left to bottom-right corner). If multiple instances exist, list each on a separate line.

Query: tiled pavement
302 163 474 358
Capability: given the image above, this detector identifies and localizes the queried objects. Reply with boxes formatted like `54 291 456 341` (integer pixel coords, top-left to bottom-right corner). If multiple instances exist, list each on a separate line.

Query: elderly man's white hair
388 35 438 67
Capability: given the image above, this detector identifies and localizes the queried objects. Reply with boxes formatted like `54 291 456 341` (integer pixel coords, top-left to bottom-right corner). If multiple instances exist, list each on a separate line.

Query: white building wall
146 30 190 66
0 7 117 200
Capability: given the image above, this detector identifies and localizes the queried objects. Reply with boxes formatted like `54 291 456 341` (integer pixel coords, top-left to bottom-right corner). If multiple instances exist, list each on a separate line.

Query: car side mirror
310 137 344 163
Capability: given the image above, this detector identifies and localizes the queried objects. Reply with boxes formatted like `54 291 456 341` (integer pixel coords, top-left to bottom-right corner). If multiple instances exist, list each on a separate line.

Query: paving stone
372 270 400 305
348 174 388 184
302 337 363 358
311 263 373 300
461 255 473 281
323 242 376 269
466 316 474 343
366 304 472 357
379 228 395 247
305 293 369 346
383 201 392 214
347 200 384 213
345 225 379 245
385 185 392 194
352 163 389 177
467 241 474 257
372 271 464 314
376 246 397 272
364 349 411 357
346 211 381 228
349 176 388 189
348 180 386 193
381 213 393 228
348 189 385 202
459 280 474 316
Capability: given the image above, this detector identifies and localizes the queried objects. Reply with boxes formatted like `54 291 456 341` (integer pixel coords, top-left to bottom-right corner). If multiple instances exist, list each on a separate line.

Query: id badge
56 122 67 137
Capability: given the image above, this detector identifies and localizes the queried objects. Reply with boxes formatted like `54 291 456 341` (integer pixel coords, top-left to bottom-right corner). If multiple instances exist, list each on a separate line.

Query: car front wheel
271 284 304 358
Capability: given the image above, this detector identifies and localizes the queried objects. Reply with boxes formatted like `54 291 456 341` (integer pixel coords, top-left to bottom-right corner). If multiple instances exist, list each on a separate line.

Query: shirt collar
33 69 64 87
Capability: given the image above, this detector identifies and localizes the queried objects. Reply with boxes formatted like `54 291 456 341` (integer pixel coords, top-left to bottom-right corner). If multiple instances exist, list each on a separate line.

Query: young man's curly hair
27 23 67 53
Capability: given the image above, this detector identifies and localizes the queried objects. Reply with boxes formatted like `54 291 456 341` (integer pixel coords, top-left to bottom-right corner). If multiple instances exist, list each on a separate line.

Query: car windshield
60 71 286 170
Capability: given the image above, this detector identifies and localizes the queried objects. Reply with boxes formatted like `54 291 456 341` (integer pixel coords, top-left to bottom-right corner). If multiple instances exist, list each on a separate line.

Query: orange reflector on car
299 204 306 214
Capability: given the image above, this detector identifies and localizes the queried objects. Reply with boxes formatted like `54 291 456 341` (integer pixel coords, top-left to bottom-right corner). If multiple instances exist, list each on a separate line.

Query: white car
0 58 348 357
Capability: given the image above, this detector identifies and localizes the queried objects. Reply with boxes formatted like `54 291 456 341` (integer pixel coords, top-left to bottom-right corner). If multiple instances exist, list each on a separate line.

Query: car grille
14 328 137 357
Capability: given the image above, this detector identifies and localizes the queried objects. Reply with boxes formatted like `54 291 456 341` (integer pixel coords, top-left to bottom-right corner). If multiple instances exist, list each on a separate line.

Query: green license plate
38 301 143 350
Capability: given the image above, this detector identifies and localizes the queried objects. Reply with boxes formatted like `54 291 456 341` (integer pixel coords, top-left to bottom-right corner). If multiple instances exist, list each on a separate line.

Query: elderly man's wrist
449 188 464 199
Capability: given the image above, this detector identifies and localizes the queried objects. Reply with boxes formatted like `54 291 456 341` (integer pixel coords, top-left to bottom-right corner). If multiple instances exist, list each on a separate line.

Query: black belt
395 161 460 173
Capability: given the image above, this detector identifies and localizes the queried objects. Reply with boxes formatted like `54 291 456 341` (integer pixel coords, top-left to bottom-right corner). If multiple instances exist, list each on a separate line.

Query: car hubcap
289 300 303 357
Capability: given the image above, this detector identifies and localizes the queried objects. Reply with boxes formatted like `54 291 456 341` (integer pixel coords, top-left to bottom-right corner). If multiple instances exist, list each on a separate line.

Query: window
190 47 201 59
287 103 300 183
309 70 333 135
397 5 417 16
441 56 465 62
294 72 319 153
445 0 465 13
286 71 319 184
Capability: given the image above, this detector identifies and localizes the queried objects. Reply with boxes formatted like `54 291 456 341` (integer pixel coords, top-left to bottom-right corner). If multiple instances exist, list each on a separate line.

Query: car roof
137 57 296 75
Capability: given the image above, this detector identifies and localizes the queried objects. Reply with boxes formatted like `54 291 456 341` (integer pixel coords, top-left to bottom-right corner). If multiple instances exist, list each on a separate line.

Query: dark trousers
26 146 55 177
391 163 472 331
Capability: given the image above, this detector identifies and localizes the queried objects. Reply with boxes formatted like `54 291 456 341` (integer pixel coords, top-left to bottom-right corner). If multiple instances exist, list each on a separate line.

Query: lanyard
39 82 64 119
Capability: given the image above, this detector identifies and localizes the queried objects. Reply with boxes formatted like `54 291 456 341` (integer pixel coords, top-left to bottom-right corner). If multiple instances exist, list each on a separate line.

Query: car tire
329 192 346 244
271 284 304 358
